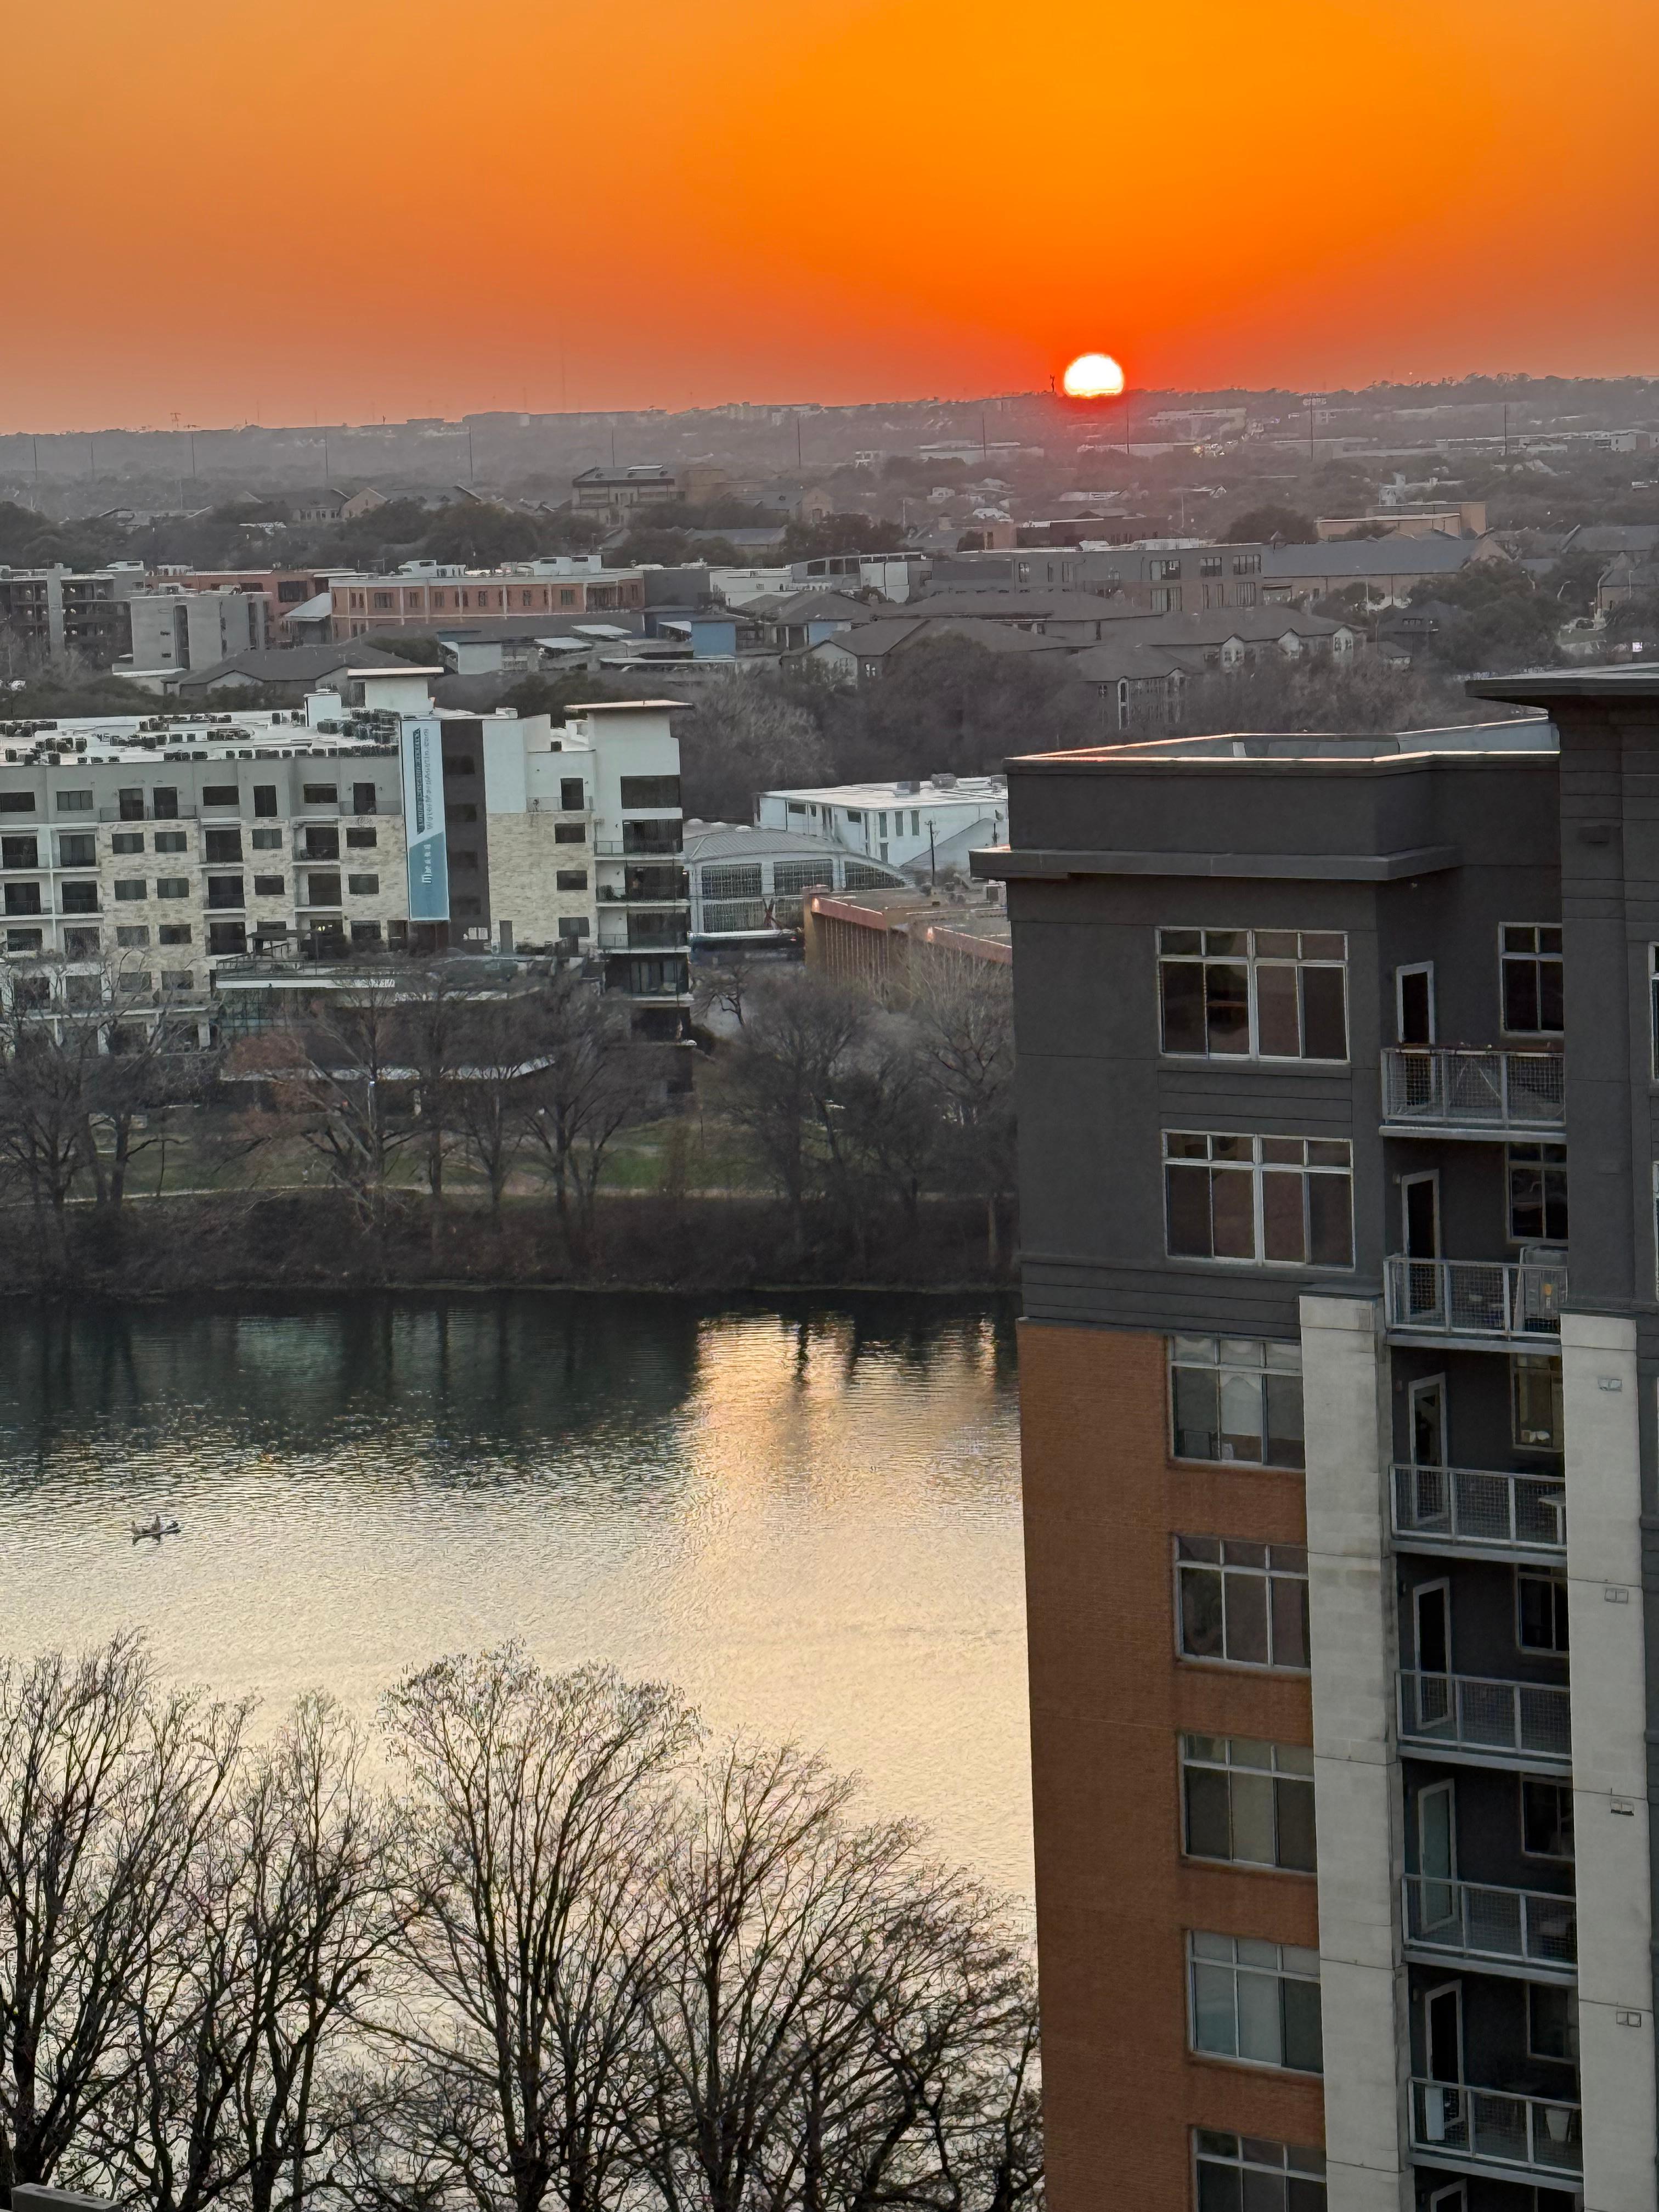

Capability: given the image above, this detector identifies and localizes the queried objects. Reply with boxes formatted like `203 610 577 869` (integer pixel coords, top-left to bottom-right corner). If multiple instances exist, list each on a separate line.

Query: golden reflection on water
0 1296 1031 1895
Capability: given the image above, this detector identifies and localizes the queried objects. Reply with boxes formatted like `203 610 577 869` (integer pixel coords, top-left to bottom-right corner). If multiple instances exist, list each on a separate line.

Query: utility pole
323 430 330 483
467 426 475 483
928 821 937 891
1503 400 1510 458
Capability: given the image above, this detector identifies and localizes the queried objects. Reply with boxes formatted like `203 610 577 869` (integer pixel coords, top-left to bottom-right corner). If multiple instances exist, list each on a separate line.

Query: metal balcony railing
1398 1671 1571 1765
1410 2080 1581 2179
1386 1257 1566 1340
1391 1464 1566 1557
1404 1874 1576 1972
1382 1047 1565 1132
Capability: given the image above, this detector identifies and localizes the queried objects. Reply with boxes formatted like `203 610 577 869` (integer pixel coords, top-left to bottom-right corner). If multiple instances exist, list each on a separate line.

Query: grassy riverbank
0 1187 1018 1298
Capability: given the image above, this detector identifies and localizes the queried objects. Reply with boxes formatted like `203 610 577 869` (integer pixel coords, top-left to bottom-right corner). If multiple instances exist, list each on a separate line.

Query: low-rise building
754 775 1007 876
0 564 147 664
127 586 270 679
800 885 1009 990
571 464 680 520
684 822 905 952
286 558 647 644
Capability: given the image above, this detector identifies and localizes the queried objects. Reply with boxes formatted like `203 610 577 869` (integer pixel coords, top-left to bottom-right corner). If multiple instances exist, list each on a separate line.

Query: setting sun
1060 352 1125 399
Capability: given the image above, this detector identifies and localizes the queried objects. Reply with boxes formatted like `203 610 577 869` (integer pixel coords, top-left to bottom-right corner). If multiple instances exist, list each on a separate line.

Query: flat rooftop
766 775 1007 805
1020 716 1558 769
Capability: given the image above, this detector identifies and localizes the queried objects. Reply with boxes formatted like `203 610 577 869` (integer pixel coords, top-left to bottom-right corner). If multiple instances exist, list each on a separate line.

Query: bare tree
94 1697 398 2212
0 1637 247 2200
905 958 1016 1268
445 992 540 1218
710 973 867 1242
517 974 655 1250
233 988 413 1233
380 1651 700 2212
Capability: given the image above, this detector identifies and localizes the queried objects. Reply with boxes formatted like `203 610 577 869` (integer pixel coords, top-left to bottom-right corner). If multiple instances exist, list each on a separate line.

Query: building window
206 877 244 911
202 785 239 808
1188 1934 1322 2074
60 883 99 914
1528 1985 1579 2066
556 869 589 891
251 828 283 851
56 790 93 813
207 922 246 956
59 834 95 867
1193 2130 1324 2211
554 823 585 845
1176 1538 1310 1670
1521 1778 1574 1861
253 875 286 898
161 970 193 990
1518 1568 1570 1655
1151 557 1183 579
302 783 338 806
1199 555 1223 577
453 896 482 918
155 831 188 853
305 873 341 907
0 794 36 815
1169 1335 1304 1467
1181 1735 1316 1872
111 832 144 855
205 828 243 863
1501 925 1563 1034
704 862 764 901
1158 928 1347 1060
1511 1353 1563 1449
1164 1132 1354 1268
1508 1142 1568 1243
116 926 150 949
346 827 377 849
114 881 148 903
159 924 192 946
155 878 190 900
1232 554 1262 576
347 874 380 896
1 834 38 867
442 756 476 780
619 775 681 810
6 928 42 951
352 783 377 815
4 885 41 917
253 785 278 817
1150 588 1176 614
153 788 179 820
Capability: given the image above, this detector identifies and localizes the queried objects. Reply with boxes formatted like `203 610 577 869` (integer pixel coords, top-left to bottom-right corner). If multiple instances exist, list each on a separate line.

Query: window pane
1197 2164 1244 2212
1167 1166 1214 1256
1276 1776 1317 1872
1181 1566 1225 1658
1504 959 1539 1031
1211 1169 1255 1259
1206 963 1251 1054
1300 966 1347 1059
1271 1575 1311 1669
1173 1366 1222 1461
1308 1175 1353 1267
1255 964 1300 1056
1161 961 1206 1053
1540 960 1564 1030
1281 1979 1323 2074
1241 2174 1287 2212
1285 2182 1325 2212
1235 1968 1280 2063
1262 1171 1306 1263
1184 1767 1233 1860
1192 1963 1237 2055
1230 1770 1276 1865
1218 1371 1263 1462
1224 1572 1269 1664
1265 1374 1306 1470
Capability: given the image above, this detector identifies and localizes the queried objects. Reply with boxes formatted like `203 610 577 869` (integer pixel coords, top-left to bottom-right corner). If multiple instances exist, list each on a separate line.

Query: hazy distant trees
3 1639 1041 2212
1222 503 1317 544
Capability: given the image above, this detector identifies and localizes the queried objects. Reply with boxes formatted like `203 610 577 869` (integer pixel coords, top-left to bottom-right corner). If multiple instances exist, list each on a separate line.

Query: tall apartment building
0 563 146 663
0 683 689 1031
128 585 270 674
975 672 1659 2212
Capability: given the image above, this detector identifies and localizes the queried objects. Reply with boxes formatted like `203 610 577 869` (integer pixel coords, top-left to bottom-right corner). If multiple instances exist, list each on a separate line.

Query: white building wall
1300 1293 1412 2212
1561 1312 1657 2212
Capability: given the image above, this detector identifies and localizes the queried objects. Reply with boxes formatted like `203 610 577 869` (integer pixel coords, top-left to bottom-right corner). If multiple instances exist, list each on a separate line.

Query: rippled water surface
0 1294 1030 1893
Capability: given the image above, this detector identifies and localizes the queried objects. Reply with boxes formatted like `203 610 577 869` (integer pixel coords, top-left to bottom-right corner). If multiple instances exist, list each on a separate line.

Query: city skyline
5 0 1657 437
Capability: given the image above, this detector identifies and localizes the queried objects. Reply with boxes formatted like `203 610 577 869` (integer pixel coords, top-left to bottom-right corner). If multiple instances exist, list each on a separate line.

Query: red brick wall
1019 1319 1324 2212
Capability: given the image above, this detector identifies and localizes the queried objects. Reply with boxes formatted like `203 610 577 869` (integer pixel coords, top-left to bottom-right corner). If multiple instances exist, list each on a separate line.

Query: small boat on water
131 1516 182 1542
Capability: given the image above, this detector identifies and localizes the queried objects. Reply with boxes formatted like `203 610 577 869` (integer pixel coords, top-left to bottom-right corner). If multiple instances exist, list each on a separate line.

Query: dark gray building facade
978 677 1659 2212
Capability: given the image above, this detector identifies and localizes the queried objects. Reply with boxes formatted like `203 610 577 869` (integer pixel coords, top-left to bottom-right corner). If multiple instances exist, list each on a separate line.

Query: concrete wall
1301 1294 1410 2212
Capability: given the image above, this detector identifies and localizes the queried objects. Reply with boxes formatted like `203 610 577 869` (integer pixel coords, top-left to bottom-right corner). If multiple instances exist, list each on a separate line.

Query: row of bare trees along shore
0 1638 1041 2212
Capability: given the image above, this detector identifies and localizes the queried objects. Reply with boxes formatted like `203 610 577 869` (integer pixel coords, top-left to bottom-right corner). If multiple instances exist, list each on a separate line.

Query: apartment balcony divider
1391 1464 1566 1559
1385 1256 1566 1341
1410 2080 1581 2180
1397 1669 1571 1767
1382 1047 1565 1133
1403 1874 1576 1976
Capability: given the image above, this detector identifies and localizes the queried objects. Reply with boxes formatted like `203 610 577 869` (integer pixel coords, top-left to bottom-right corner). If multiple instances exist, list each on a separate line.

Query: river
0 1292 1031 1895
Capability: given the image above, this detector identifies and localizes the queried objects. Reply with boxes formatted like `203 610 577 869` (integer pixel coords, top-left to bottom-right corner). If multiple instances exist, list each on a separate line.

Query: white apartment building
128 585 270 677
0 678 689 1031
753 774 1008 877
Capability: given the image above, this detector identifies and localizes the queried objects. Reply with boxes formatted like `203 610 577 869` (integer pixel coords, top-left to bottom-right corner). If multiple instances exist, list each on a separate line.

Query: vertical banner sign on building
400 718 450 921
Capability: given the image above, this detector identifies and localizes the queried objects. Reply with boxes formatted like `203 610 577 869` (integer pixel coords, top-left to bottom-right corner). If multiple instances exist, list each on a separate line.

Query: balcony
1409 2080 1581 2183
1398 1671 1571 1769
1382 1047 1564 1137
1403 1875 1576 1980
1391 1464 1565 1561
1386 1257 1566 1344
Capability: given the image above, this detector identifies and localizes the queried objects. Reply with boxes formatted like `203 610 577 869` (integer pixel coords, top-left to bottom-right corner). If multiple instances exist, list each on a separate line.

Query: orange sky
5 0 1656 433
